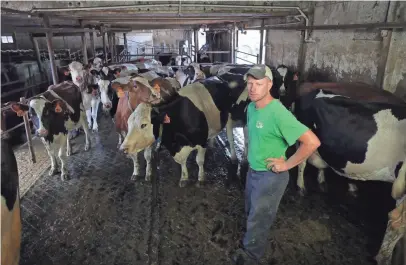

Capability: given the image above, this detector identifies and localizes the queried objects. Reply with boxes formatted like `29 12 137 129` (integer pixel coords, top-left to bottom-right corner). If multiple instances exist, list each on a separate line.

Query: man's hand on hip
265 156 289 173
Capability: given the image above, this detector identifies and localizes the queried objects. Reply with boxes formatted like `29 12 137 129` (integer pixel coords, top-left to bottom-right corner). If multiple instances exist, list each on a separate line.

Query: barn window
1 36 14 43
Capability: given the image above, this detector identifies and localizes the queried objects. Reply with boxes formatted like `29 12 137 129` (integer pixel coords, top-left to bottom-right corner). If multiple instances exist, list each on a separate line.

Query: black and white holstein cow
294 83 406 265
9 82 91 180
294 82 406 199
119 75 247 187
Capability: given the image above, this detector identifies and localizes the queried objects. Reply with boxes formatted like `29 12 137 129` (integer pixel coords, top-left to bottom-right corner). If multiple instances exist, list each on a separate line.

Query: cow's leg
297 160 307 196
208 137 216 148
91 98 100 132
129 152 140 181
307 151 328 193
85 109 92 130
226 117 237 164
243 125 249 162
144 145 153 182
80 111 91 151
66 135 72 157
195 146 207 187
41 138 58 176
57 134 69 181
392 159 406 200
174 146 194 188
375 198 406 265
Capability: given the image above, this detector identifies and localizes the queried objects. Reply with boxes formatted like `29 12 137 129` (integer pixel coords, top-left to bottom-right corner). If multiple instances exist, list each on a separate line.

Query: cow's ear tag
116 87 125 98
54 101 63 113
10 103 26 117
163 114 171 124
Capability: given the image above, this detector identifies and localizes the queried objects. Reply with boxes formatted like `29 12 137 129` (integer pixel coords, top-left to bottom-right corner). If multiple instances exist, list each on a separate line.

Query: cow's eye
141 124 147 129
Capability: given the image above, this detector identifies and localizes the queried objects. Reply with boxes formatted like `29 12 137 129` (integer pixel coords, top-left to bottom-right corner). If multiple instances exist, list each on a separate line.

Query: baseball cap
244 64 273 81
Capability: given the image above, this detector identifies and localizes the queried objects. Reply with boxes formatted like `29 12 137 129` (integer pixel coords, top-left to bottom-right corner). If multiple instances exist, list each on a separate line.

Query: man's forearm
285 142 319 170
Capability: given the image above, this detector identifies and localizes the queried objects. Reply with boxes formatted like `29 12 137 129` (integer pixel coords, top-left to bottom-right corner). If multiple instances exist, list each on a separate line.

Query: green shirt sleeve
275 103 309 146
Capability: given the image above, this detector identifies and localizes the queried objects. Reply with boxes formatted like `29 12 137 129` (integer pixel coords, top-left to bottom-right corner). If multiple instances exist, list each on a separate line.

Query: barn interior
1 1 406 265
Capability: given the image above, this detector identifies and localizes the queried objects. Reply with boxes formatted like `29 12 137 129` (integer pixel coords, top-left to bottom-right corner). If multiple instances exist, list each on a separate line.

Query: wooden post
43 16 58 85
20 97 36 163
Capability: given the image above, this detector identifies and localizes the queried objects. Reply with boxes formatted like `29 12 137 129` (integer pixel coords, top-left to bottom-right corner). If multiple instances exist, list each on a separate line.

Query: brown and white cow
110 76 163 180
1 137 22 265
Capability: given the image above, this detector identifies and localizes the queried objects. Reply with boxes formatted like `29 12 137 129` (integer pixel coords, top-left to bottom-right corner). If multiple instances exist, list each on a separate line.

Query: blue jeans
242 168 289 260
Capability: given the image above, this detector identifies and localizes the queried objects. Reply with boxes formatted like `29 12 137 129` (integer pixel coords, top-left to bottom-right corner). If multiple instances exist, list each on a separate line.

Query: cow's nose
104 102 112 109
76 76 82 82
37 128 48 136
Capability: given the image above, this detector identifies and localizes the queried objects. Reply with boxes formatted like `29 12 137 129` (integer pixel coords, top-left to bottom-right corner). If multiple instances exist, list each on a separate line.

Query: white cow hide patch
339 109 406 182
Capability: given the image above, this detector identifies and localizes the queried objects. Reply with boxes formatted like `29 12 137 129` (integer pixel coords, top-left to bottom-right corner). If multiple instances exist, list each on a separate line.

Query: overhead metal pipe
30 3 310 40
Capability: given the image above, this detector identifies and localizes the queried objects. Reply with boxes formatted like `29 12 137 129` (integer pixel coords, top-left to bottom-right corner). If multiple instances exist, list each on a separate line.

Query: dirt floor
19 114 397 265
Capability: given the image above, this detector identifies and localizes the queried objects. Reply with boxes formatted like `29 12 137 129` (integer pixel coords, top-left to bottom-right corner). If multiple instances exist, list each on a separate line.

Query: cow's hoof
66 149 72 157
60 173 69 181
319 182 328 193
145 175 152 182
49 168 58 176
298 188 307 197
131 175 140 181
92 128 98 133
179 180 188 188
196 180 206 188
84 144 90 151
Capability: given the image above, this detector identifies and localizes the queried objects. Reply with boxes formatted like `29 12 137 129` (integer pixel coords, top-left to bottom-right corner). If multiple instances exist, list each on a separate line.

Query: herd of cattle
1 56 405 265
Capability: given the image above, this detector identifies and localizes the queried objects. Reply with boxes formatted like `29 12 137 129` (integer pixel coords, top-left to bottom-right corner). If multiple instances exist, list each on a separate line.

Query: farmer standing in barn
231 65 321 264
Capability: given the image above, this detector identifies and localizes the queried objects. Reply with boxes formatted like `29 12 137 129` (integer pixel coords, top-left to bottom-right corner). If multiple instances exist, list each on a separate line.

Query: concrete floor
19 114 396 265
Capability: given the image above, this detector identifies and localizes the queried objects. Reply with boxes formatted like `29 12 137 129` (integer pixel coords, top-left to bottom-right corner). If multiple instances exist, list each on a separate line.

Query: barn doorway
236 29 264 64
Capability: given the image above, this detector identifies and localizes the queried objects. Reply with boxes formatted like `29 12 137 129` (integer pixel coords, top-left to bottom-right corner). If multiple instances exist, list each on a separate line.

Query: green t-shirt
247 99 309 171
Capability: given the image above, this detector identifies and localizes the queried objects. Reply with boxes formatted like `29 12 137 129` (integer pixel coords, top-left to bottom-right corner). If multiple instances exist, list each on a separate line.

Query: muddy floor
19 114 397 265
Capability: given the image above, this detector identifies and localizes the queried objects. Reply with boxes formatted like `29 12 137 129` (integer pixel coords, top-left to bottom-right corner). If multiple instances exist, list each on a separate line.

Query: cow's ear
90 69 99 76
10 102 29 117
51 99 65 113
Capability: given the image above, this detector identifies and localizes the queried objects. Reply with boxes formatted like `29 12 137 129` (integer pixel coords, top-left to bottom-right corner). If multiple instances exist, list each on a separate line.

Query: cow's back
1 138 21 265
178 81 229 137
297 82 406 105
297 91 406 179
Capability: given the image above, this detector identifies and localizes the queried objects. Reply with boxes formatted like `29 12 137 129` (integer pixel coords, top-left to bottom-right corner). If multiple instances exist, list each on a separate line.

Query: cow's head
98 79 112 110
149 77 178 103
119 102 155 154
10 98 68 137
184 64 205 83
69 61 86 87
